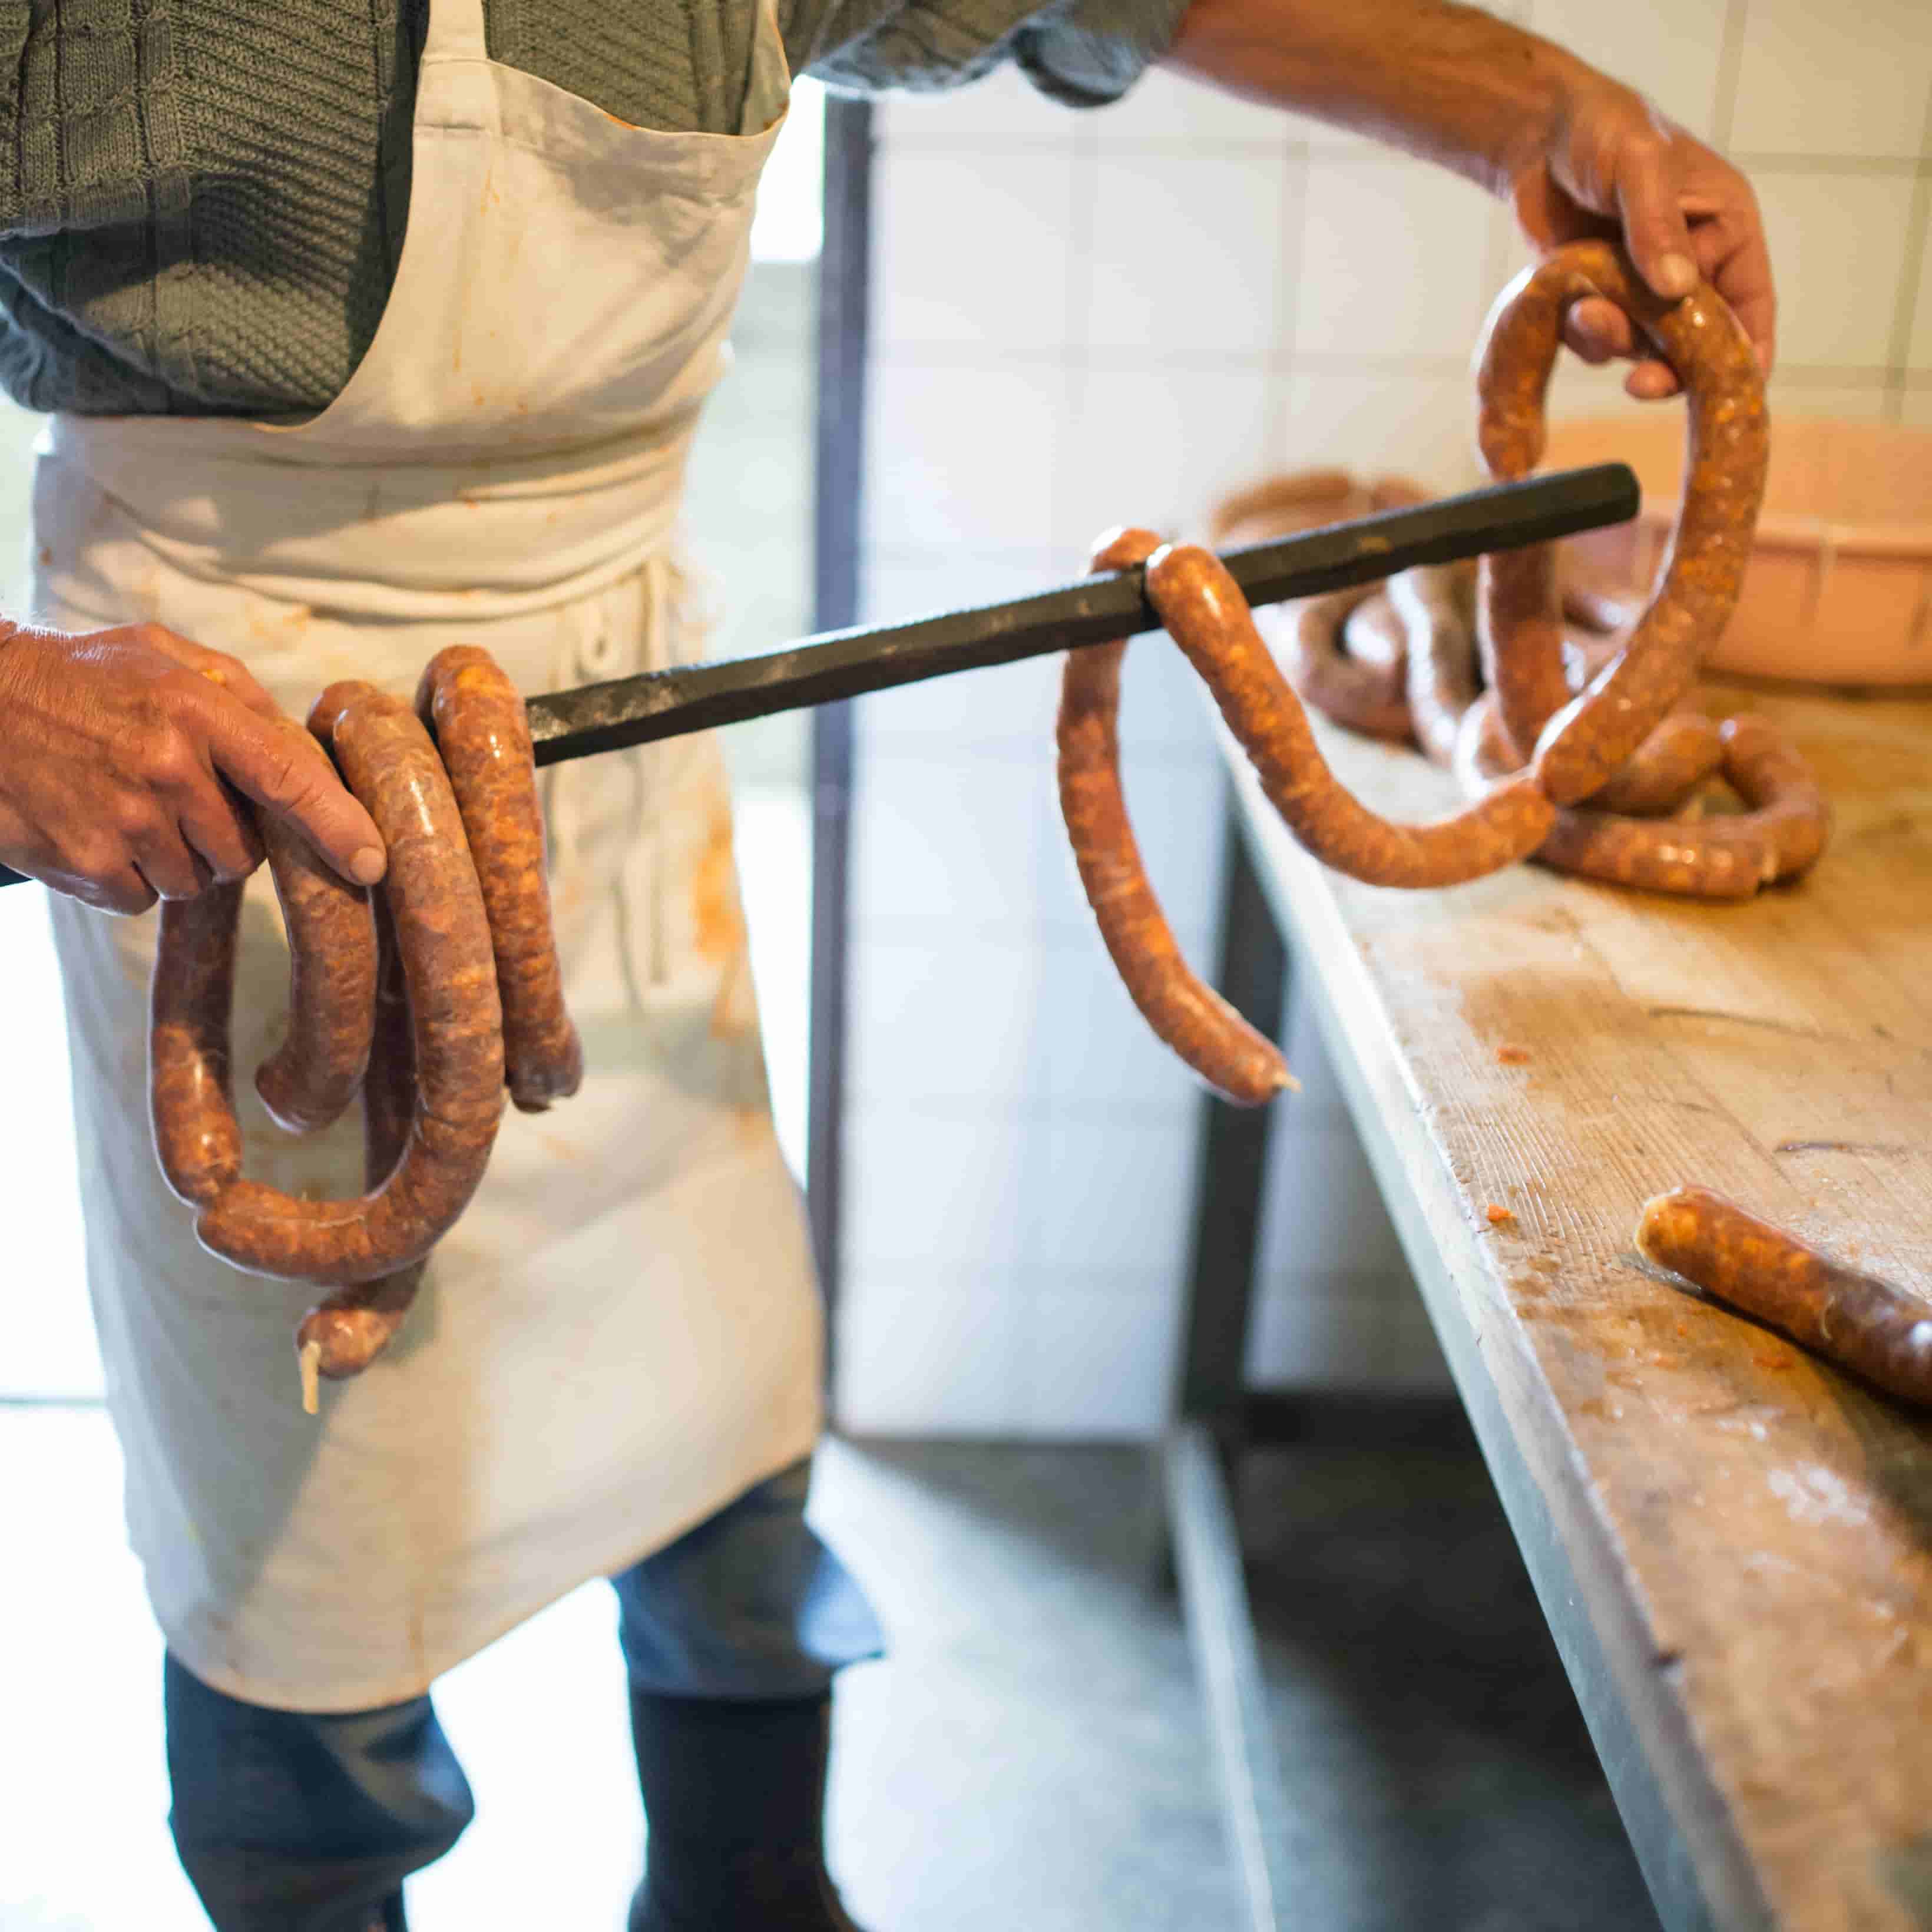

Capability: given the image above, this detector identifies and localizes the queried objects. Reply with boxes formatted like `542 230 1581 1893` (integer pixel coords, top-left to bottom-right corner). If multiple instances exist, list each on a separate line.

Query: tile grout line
1711 0 1749 156
1266 131 1309 504
1882 116 1932 422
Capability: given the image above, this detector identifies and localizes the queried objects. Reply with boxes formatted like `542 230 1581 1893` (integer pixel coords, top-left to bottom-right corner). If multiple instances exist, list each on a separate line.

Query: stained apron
30 0 824 1712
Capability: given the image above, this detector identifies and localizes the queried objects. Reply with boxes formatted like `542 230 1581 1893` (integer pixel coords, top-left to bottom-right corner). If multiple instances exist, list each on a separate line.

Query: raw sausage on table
1388 561 1478 768
1636 1187 1932 1408
1056 527 1294 1107
1455 693 1828 898
1474 239 1769 803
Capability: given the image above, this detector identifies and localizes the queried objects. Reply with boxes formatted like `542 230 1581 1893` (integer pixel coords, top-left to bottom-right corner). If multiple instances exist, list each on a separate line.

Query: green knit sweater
0 0 1187 416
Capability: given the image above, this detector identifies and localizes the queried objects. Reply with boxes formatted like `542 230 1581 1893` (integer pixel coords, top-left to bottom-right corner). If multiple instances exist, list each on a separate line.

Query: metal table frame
1156 783 1729 1932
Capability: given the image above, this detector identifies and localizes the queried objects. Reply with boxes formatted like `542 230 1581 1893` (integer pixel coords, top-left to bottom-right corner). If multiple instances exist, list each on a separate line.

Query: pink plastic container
1545 416 1932 687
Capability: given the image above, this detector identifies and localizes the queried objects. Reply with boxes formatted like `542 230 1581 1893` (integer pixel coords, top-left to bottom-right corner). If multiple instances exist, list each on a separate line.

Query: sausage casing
150 881 246 1209
196 684 505 1285
1057 527 1294 1106
1147 543 1554 889
1637 1187 1932 1407
417 646 581 1113
254 808 378 1134
295 892 428 1386
1476 240 1769 805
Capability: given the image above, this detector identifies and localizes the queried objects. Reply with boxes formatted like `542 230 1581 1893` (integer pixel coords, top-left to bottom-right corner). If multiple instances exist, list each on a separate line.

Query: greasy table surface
1216 680 1932 1932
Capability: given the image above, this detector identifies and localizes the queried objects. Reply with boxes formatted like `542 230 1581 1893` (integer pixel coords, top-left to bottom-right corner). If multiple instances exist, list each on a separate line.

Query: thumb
1612 134 1699 301
207 703 387 886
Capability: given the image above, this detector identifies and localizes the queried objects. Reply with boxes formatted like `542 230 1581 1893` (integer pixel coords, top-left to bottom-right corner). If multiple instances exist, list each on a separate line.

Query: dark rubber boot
627 1690 867 1931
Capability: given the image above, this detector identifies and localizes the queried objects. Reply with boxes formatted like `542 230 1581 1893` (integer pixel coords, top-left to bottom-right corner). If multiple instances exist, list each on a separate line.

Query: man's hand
1514 82 1775 399
1165 0 1777 401
0 622 387 914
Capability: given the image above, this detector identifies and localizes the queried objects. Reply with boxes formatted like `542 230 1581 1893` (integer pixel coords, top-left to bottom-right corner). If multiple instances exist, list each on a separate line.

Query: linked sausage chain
150 647 580 1400
1054 242 1824 1106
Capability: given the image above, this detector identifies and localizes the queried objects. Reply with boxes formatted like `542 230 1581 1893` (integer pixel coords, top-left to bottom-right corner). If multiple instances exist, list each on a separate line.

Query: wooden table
1165 681 1932 1932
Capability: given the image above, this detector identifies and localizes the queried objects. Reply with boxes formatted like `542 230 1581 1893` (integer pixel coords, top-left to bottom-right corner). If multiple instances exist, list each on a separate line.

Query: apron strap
423 0 488 64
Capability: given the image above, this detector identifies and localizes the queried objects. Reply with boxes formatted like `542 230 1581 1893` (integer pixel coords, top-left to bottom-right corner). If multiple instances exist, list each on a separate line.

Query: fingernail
1656 253 1697 297
350 847 386 885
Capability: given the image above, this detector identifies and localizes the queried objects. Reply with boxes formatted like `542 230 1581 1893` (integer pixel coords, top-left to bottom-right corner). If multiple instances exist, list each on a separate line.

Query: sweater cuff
1012 0 1196 109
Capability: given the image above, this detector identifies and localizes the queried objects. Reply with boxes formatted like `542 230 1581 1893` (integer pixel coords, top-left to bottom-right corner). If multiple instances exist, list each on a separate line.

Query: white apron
31 0 823 1712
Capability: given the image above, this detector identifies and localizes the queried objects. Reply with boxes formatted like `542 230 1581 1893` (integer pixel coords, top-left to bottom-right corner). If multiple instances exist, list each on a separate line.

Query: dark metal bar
805 95 874 1339
523 464 1638 765
0 463 1637 895
1165 1420 1304 1932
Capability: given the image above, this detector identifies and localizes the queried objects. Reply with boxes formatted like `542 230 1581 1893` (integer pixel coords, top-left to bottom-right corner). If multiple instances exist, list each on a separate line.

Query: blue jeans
166 1458 883 1932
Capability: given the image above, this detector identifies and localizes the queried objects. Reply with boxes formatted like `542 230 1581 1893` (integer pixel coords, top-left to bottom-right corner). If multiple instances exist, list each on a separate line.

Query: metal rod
0 462 1636 892
524 462 1637 766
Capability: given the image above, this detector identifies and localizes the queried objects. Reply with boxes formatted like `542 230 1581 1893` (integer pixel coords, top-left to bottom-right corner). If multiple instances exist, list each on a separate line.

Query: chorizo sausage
1475 239 1769 803
194 683 505 1285
417 646 582 1113
1284 583 1415 743
1145 542 1554 889
293 895 426 1401
1636 1187 1932 1408
150 881 246 1209
1584 710 1725 818
1057 527 1294 1107
253 807 378 1134
1341 588 1407 673
1718 713 1830 881
1456 694 1826 898
1387 561 1478 767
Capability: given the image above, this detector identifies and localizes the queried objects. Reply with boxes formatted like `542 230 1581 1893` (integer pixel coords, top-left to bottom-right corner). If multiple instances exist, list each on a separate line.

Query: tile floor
2 1422 1656 1931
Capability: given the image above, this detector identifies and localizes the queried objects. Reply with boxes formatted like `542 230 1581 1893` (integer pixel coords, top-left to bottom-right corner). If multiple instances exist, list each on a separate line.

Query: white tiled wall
835 0 1932 1439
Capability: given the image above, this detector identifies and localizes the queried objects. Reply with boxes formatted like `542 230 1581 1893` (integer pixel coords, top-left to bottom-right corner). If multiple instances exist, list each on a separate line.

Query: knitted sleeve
788 0 1195 110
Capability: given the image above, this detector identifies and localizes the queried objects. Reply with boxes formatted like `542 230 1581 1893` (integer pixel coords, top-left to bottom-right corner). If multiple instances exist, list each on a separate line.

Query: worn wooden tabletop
1218 680 1932 1932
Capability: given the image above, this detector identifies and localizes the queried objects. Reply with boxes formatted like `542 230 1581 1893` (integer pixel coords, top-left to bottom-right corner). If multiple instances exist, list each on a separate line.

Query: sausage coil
253 812 378 1134
418 647 582 1113
192 683 505 1285
293 894 429 1404
1057 527 1295 1106
1474 239 1769 803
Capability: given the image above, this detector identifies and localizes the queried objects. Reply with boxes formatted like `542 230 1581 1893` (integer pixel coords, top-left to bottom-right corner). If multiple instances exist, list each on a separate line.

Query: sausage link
293 892 427 1398
1388 561 1478 767
196 684 505 1285
1284 583 1415 743
1341 588 1406 673
1636 1187 1932 1407
254 802 378 1134
1719 713 1831 881
1584 711 1725 817
1057 527 1293 1106
1534 802 1771 900
1560 570 1645 639
1476 540 1572 762
1455 693 1822 898
1475 239 1769 803
417 646 582 1112
150 881 246 1209
1208 469 1362 548
1146 543 1554 889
